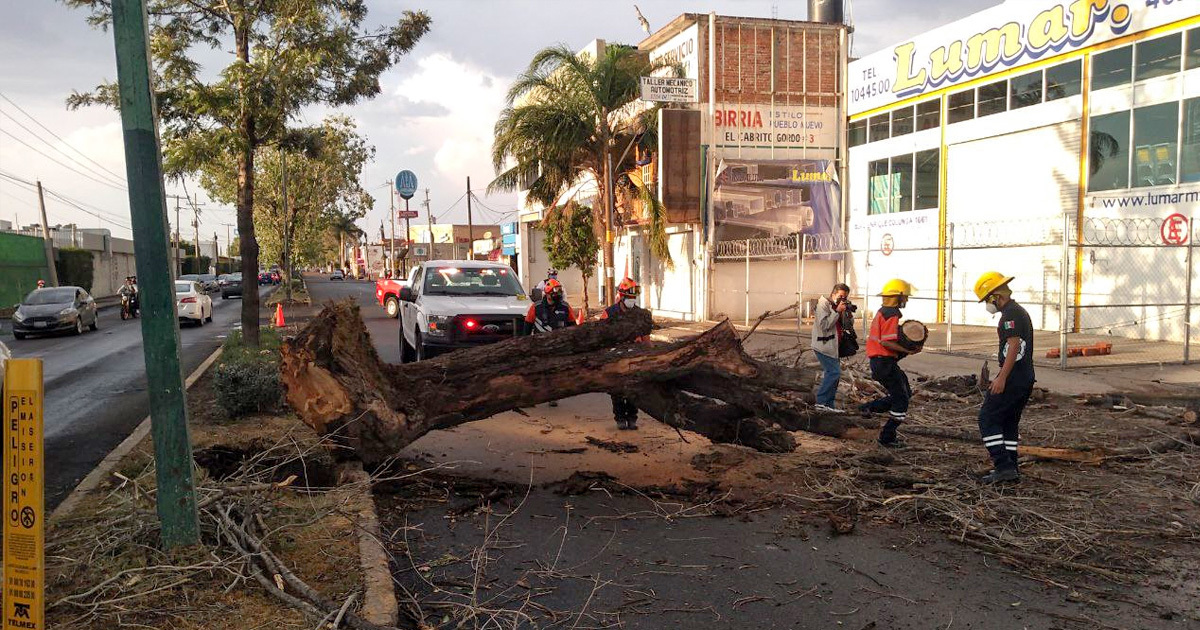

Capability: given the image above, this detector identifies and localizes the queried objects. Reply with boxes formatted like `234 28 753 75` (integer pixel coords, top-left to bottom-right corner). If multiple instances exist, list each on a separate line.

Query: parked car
270 271 281 285
198 274 220 293
175 281 213 326
397 261 529 362
220 272 244 299
375 267 418 318
331 269 344 281
179 273 200 283
11 286 99 339
258 272 273 285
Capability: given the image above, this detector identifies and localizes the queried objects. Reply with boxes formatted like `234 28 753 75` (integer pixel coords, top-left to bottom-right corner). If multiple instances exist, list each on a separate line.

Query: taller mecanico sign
848 0 1199 116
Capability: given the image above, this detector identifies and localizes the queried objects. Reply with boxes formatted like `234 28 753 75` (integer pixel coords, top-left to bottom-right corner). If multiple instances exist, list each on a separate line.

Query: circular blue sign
395 170 418 200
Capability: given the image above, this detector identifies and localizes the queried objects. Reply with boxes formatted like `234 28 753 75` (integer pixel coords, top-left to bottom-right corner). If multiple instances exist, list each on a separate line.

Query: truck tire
415 331 428 362
385 296 399 318
398 329 416 364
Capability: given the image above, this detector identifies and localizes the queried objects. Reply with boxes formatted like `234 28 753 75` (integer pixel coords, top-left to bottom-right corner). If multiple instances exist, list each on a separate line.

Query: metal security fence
854 214 1198 368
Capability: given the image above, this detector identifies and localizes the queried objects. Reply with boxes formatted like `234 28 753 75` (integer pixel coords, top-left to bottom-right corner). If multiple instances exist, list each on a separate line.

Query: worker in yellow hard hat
973 271 1034 484
859 278 919 447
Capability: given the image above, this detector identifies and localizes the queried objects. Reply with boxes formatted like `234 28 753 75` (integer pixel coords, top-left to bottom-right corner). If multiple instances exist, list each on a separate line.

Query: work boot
548 401 558 408
615 419 629 430
859 404 875 419
980 467 1020 484
877 437 907 449
624 419 638 431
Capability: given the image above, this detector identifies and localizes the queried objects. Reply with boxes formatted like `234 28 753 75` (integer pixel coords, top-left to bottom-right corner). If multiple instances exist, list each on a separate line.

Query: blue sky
0 0 996 246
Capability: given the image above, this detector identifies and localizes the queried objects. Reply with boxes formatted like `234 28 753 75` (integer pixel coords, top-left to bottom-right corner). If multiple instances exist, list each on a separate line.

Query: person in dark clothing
522 278 578 408
860 278 920 447
973 272 1035 484
601 277 643 430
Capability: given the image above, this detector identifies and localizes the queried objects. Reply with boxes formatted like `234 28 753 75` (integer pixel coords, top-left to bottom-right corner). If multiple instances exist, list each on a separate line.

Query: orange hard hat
544 278 563 294
617 277 640 297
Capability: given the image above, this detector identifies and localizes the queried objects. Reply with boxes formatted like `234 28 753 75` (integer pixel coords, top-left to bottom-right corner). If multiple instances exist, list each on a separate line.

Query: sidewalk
653 317 1200 398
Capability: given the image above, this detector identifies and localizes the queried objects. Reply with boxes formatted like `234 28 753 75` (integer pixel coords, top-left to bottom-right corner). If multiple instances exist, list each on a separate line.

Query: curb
337 462 398 627
48 344 225 525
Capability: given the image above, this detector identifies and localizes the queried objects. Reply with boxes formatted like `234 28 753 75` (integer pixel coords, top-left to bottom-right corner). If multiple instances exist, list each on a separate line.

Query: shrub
212 328 283 419
213 360 281 419
56 248 94 292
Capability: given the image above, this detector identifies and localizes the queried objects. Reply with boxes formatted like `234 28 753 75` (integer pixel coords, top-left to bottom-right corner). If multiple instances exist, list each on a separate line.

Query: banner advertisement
713 159 841 247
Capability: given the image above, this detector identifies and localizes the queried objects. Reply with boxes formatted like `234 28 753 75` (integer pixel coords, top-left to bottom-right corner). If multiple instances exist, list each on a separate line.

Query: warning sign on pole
4 358 44 630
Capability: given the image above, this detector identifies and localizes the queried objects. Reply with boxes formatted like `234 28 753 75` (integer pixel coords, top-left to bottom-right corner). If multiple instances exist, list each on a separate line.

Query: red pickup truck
376 268 417 318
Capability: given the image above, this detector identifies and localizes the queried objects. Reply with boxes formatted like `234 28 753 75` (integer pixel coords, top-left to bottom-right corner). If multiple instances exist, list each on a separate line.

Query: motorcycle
120 293 140 320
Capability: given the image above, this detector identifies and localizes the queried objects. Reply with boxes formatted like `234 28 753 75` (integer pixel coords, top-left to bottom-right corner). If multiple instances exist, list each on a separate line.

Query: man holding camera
811 283 854 412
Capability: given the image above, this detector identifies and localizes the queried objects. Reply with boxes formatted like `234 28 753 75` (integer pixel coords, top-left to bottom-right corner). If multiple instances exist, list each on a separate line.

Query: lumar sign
848 0 1197 115
4 359 44 630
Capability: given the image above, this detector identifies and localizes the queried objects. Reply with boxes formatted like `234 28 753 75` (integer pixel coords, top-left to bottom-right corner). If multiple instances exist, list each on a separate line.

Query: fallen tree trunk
281 301 856 464
629 385 797 453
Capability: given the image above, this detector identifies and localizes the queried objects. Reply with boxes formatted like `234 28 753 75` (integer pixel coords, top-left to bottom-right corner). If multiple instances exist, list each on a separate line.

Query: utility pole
404 197 412 275
187 195 205 274
166 194 189 277
424 188 433 262
281 148 291 301
388 180 396 277
466 177 474 261
213 232 219 269
110 0 199 547
35 181 59 287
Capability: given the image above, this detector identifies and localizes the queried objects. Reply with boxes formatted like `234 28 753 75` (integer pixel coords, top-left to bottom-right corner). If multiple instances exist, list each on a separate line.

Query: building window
868 159 894 215
891 106 914 137
1046 60 1082 101
869 114 890 142
891 153 914 213
914 149 939 211
1182 97 1200 183
1188 27 1200 70
1089 111 1130 192
1135 33 1182 82
1132 103 1179 188
947 90 975 124
1010 70 1043 109
849 119 867 147
916 100 940 131
1092 46 1132 91
977 79 1008 117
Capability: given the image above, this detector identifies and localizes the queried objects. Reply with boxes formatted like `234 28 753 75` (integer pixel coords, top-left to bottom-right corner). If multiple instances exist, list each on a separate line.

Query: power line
0 127 128 192
0 91 127 182
434 191 468 222
0 109 128 189
0 170 131 230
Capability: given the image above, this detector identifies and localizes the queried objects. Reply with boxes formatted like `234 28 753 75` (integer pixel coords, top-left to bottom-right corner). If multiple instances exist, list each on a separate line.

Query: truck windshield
423 266 522 296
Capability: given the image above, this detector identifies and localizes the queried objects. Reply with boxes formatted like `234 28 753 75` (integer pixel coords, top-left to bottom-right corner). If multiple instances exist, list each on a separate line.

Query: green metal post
110 0 200 547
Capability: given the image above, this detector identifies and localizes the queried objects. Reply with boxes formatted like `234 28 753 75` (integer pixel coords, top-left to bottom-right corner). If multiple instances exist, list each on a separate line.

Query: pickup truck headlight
12 310 25 323
426 315 453 337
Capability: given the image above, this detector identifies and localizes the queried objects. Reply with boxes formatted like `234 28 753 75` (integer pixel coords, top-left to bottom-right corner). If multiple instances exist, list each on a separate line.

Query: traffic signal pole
110 0 200 547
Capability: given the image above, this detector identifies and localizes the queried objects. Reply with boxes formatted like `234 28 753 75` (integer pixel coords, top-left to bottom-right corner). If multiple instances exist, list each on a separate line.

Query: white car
397 260 530 362
175 280 214 326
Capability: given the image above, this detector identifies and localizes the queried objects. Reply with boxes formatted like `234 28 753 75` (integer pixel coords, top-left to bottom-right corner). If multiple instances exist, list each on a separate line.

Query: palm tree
489 43 674 303
331 214 363 272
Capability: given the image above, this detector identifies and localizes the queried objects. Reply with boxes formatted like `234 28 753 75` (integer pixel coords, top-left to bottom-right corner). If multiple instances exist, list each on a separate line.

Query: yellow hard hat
879 278 914 297
974 271 1014 302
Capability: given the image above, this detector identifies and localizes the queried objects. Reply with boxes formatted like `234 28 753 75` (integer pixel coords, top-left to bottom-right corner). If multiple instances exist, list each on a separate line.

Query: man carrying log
973 271 1034 484
860 278 920 447
601 278 644 430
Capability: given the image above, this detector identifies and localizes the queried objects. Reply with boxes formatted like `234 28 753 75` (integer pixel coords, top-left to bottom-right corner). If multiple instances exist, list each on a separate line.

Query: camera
837 297 858 313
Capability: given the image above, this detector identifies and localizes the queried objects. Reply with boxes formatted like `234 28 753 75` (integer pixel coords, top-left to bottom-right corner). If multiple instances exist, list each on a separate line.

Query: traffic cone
274 303 285 327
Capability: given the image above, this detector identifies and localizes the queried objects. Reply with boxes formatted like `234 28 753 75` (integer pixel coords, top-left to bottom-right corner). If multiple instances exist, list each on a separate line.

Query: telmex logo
892 0 1132 97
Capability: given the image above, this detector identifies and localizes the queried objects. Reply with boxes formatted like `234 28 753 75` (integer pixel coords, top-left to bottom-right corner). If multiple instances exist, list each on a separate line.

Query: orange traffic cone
274 303 285 327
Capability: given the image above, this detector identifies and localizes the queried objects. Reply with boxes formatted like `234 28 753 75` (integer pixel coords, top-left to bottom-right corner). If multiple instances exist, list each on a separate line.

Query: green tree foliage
542 202 599 312
195 115 373 271
489 44 675 302
66 0 431 347
182 255 212 275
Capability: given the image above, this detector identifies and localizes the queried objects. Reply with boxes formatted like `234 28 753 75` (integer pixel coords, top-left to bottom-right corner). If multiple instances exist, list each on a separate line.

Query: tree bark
235 6 260 348
280 301 860 464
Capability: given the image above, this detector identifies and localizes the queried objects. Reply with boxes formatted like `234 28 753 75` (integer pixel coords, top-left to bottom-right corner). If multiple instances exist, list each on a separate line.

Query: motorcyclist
118 276 139 318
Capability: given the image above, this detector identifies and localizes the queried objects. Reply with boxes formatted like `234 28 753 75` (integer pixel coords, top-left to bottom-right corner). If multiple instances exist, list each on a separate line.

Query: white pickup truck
397 260 531 362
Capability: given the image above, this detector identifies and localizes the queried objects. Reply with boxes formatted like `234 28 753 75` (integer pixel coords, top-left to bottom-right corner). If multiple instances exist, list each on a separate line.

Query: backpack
837 323 859 358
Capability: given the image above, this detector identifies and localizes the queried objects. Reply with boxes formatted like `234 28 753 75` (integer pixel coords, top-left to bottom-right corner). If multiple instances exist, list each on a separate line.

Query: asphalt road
3 286 270 509
305 274 401 363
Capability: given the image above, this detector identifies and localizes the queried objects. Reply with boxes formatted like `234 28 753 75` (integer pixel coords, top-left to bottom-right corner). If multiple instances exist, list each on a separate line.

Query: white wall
711 258 837 324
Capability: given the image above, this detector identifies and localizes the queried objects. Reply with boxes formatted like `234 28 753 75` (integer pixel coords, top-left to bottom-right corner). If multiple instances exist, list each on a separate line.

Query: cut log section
280 301 867 464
